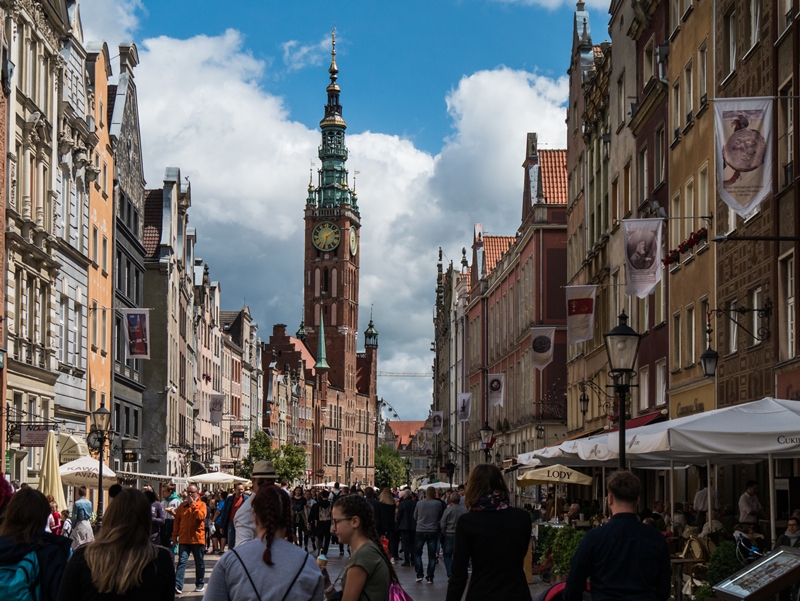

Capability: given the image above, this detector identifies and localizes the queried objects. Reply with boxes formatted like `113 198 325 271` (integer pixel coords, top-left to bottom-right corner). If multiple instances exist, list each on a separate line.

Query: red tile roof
483 236 515 275
386 421 426 448
288 337 317 374
540 149 567 205
143 189 163 259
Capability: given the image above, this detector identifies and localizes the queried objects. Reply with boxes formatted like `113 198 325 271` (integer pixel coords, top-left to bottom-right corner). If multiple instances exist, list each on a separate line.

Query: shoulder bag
232 548 310 601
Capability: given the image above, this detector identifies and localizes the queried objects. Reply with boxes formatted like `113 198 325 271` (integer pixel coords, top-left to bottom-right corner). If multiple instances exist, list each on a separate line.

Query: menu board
714 547 800 601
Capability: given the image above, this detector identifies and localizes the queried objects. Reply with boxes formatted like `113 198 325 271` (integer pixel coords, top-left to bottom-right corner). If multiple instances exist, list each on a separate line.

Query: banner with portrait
432 411 443 435
715 97 773 217
623 219 663 298
530 327 555 371
120 308 151 359
566 285 597 344
457 393 472 422
210 394 225 426
488 374 505 407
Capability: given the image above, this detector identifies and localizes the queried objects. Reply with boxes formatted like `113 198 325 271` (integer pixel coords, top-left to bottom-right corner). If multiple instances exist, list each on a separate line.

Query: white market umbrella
517 464 594 487
189 472 250 485
38 431 67 511
59 456 117 489
423 481 456 490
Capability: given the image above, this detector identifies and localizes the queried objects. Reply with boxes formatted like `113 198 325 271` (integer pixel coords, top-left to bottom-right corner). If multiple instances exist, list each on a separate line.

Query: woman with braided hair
204 485 324 601
321 495 393 601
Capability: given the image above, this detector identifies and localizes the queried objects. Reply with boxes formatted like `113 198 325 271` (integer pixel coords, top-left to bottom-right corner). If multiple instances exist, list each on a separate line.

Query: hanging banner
457 393 472 422
210 394 225 426
530 327 555 371
488 374 505 407
715 97 773 217
431 411 443 435
120 308 150 359
623 219 663 298
566 285 597 344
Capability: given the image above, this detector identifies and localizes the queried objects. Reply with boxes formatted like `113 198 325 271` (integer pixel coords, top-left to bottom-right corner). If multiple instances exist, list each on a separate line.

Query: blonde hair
84 488 159 594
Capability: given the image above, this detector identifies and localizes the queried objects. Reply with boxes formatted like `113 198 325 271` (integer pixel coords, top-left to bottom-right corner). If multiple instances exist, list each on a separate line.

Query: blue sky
82 0 609 420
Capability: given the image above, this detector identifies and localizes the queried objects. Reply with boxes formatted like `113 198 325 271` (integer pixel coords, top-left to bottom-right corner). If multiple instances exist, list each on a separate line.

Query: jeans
175 544 205 590
400 529 415 565
228 523 237 548
414 531 439 580
442 534 456 577
316 530 331 556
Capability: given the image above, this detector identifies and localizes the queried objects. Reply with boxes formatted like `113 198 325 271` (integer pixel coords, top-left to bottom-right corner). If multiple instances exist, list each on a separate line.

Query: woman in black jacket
0 487 72 601
377 488 398 562
446 464 532 601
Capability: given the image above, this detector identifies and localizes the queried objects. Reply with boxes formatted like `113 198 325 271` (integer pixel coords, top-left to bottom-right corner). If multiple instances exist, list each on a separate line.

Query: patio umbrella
59 456 117 489
38 431 67 511
516 464 594 487
188 472 251 485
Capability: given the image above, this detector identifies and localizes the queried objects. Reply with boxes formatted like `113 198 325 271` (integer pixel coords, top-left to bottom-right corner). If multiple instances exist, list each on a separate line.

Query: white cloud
81 12 569 420
80 0 144 47
282 35 334 72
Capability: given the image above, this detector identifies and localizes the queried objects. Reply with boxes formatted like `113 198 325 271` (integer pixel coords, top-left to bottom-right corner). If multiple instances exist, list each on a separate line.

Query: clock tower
304 30 361 392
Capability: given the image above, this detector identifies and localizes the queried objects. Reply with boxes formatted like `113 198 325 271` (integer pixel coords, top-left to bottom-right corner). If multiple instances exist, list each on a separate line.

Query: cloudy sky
80 0 609 420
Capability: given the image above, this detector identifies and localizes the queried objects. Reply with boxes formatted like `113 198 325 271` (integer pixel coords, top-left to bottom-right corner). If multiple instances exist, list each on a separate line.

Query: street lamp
91 402 113 528
479 422 494 462
700 316 719 377
230 443 241 476
494 451 502 467
579 390 589 419
604 312 641 471
536 423 545 440
445 450 456 489
404 457 412 487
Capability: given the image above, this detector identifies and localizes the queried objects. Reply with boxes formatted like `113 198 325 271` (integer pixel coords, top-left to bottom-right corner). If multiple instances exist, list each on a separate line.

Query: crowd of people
0 460 539 601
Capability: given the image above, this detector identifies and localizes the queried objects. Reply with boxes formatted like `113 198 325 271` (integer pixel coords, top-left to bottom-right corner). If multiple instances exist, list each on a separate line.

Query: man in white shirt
739 480 765 532
693 483 720 527
232 460 280 546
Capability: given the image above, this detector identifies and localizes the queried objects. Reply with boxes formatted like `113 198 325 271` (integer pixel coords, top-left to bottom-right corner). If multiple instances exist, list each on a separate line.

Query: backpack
0 549 40 601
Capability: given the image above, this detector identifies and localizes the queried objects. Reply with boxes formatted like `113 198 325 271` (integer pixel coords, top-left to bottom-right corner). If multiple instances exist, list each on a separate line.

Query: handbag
388 581 414 601
232 549 309 601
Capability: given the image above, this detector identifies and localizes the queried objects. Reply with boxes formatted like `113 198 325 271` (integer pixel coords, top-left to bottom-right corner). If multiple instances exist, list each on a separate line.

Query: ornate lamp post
90 402 113 528
230 443 241 476
445 450 456 489
603 312 641 471
479 422 494 462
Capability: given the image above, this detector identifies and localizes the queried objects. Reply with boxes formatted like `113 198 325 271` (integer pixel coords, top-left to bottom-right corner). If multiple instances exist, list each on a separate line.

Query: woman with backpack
204 484 323 601
56 488 174 601
0 487 72 601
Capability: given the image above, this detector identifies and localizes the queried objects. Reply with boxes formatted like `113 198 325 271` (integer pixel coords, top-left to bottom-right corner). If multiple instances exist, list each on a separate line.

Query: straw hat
252 461 278 479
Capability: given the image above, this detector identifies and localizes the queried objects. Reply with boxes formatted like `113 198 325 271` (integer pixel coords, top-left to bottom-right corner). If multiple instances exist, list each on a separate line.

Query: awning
116 471 179 484
606 411 665 433
58 432 89 463
543 427 604 447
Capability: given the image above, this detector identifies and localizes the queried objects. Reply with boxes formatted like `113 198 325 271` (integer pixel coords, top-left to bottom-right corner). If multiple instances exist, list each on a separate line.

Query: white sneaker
390 557 396 565
194 585 205 593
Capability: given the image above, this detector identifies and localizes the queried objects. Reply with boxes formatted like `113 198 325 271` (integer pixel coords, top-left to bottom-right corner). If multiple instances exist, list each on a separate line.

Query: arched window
323 269 329 293
314 269 320 297
331 303 337 325
315 303 320 326
332 268 338 297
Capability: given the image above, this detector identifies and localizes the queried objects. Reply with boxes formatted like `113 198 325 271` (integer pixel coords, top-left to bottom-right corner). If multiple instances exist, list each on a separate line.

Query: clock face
349 227 358 256
87 430 103 450
312 221 341 251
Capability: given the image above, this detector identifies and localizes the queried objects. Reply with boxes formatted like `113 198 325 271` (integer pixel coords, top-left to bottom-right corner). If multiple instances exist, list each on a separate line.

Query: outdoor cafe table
671 556 704 601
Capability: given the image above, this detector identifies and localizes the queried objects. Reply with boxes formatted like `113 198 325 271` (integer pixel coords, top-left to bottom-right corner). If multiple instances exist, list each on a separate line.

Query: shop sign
20 424 54 447
676 399 705 417
123 451 138 463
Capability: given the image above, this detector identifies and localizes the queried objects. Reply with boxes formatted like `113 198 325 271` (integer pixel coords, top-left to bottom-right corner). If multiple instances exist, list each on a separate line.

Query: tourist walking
446 464 532 601
232 460 279 546
377 487 398 562
70 486 95 549
292 487 308 548
395 489 416 567
321 495 393 601
308 490 333 556
56 488 175 601
440 491 466 579
413 486 444 584
173 484 207 594
219 483 248 549
211 491 228 553
143 487 166 542
0 487 72 601
564 470 670 601
205 485 323 601
160 484 181 550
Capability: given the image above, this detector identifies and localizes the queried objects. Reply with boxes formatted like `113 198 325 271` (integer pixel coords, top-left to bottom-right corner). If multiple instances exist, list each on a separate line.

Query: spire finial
353 170 360 191
329 27 338 84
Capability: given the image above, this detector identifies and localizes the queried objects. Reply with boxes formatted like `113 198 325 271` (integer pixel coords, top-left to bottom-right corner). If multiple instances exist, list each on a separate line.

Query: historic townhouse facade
3 0 67 484
194 261 222 471
220 331 242 470
141 168 196 477
0 3 9 463
53 3 94 448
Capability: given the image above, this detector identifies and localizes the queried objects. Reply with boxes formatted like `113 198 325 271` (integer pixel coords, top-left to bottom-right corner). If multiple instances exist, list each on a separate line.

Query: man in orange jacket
173 484 207 594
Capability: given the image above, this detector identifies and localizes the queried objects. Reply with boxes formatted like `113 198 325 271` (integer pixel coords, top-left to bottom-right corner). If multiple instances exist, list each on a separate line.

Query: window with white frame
780 82 794 189
639 366 650 412
785 0 793 30
728 300 738 353
698 164 709 219
671 0 681 33
644 37 656 85
59 295 68 363
782 255 796 359
655 360 667 406
684 179 695 256
673 312 682 370
639 146 648 203
725 9 737 74
746 0 760 50
684 60 694 122
75 304 82 367
617 74 626 126
686 304 695 366
672 79 682 136
91 300 98 348
655 126 665 186
671 193 681 250
698 40 708 101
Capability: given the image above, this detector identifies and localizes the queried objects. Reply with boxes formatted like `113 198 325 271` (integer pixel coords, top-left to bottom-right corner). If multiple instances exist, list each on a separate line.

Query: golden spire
328 27 338 85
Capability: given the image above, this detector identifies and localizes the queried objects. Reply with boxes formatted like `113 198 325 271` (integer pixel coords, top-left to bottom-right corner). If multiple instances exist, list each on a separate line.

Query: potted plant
551 526 585 581
694 541 740 601
535 524 557 582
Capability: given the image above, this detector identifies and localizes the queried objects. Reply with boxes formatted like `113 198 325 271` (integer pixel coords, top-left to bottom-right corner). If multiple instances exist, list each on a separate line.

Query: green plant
237 430 278 479
551 526 585 575
374 445 406 488
706 541 740 586
536 524 557 566
694 585 714 601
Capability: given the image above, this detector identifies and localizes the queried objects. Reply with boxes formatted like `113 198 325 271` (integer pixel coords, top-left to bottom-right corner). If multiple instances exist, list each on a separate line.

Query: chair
590 515 603 528
681 536 707 561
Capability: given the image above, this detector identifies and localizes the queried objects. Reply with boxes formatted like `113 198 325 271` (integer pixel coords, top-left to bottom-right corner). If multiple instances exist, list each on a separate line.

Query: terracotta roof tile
540 149 567 205
483 236 515 275
143 189 163 259
288 337 317 375
386 421 426 448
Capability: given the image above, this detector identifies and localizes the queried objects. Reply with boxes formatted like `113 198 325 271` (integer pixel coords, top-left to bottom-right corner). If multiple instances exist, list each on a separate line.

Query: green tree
275 443 308 484
237 430 277 479
374 445 406 488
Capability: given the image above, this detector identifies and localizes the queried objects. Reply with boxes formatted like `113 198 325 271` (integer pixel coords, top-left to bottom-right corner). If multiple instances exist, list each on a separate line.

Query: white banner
20 423 53 447
210 394 225 426
488 374 505 407
566 285 597 343
457 393 472 422
119 308 151 359
530 327 555 371
623 219 663 298
715 97 773 217
432 411 443 435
